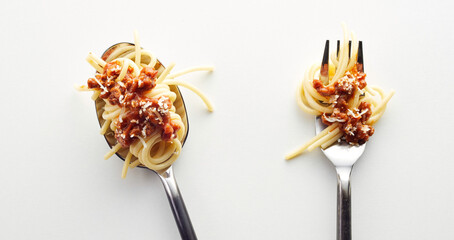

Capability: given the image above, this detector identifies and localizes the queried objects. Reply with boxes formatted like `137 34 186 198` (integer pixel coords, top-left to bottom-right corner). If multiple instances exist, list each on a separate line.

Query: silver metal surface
320 40 330 84
315 117 366 240
95 43 197 240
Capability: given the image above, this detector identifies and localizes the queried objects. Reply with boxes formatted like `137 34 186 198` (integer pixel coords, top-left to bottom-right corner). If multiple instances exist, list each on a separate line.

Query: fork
316 40 365 240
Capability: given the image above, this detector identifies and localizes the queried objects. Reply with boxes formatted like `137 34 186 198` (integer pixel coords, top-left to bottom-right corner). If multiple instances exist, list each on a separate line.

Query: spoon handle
158 166 197 240
336 167 353 240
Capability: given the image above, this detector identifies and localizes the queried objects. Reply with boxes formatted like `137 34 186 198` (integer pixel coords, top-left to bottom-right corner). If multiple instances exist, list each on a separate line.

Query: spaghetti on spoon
77 32 213 240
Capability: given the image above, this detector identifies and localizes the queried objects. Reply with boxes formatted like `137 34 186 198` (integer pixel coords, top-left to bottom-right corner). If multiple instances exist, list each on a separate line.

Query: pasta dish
77 32 213 177
286 25 394 160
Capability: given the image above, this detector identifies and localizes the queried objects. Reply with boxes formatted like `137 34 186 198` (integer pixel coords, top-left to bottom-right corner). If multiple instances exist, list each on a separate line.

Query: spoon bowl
95 42 189 166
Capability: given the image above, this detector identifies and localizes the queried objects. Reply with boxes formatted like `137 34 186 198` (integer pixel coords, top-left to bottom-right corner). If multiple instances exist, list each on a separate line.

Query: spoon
95 42 196 240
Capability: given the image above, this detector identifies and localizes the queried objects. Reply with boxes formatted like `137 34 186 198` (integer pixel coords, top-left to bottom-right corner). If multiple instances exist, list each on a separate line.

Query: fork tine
357 41 364 72
337 40 352 59
320 40 329 84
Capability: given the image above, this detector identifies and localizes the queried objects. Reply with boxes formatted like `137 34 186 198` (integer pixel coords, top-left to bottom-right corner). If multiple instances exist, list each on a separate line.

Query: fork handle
336 167 352 240
158 167 197 240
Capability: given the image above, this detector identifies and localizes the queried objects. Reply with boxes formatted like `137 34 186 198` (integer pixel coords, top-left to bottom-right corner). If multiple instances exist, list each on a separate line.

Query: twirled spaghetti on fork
286 25 394 160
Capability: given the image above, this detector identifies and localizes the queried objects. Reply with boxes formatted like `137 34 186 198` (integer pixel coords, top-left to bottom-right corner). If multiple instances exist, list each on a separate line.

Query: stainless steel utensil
316 40 365 240
315 117 365 240
95 42 196 240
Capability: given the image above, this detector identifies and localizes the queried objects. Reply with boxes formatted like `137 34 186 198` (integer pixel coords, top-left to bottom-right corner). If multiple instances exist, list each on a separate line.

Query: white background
1 0 453 239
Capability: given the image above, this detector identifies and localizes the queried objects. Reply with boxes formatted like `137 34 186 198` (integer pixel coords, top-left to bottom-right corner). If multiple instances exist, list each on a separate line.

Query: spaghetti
286 25 394 160
78 33 214 177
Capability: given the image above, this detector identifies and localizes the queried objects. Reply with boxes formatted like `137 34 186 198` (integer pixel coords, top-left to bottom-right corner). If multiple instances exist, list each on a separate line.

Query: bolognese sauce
313 66 373 145
87 61 180 147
